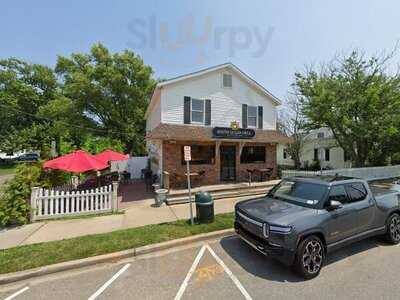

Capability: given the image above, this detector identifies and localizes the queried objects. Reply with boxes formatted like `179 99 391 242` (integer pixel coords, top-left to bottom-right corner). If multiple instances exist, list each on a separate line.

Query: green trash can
195 191 214 223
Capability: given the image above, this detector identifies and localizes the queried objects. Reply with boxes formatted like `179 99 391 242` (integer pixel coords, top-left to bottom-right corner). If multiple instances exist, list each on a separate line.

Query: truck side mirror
328 200 343 210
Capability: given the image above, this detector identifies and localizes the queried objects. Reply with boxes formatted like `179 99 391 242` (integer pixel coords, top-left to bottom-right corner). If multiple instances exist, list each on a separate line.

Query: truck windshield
268 180 328 207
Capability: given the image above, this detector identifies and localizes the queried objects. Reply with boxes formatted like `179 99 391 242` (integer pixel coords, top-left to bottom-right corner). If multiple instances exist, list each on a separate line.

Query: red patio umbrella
94 149 129 164
43 150 109 173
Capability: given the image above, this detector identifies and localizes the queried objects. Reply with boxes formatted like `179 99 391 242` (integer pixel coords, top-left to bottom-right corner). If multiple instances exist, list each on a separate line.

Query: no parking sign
184 146 191 161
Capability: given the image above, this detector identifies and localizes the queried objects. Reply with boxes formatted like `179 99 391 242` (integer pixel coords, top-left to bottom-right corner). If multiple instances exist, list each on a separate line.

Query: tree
294 50 400 167
55 43 156 155
278 95 306 169
0 58 61 157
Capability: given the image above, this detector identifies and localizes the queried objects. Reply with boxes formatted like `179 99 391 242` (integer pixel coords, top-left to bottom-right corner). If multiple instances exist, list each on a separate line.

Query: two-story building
277 127 352 169
145 63 290 188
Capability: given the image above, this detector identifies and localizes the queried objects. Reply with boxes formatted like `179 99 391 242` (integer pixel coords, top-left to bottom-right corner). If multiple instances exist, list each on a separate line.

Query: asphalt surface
1 235 400 300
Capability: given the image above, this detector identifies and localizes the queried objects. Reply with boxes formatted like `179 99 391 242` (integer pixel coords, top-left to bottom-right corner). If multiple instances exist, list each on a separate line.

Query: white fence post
112 182 119 212
30 187 40 222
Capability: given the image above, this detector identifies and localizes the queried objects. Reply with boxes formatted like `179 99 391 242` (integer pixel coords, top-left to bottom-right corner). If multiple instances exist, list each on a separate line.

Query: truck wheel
385 213 400 244
293 235 324 280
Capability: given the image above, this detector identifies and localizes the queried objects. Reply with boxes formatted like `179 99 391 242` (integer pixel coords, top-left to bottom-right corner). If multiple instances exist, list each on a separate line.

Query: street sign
184 146 191 161
184 145 194 225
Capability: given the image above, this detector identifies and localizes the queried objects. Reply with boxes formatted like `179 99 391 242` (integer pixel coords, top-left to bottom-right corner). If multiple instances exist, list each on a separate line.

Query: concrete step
166 185 273 205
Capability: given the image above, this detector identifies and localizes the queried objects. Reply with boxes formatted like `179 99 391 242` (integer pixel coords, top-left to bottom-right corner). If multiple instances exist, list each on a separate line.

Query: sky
1 0 400 100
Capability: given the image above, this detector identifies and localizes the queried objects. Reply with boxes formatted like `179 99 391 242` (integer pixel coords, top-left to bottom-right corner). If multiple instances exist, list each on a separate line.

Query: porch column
215 141 221 182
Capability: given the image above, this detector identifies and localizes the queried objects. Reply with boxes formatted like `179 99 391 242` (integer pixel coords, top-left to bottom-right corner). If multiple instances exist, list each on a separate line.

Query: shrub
0 163 70 226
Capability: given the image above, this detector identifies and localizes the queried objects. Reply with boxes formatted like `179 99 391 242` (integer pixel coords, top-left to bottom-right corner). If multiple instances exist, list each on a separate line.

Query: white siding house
145 63 290 187
277 127 352 169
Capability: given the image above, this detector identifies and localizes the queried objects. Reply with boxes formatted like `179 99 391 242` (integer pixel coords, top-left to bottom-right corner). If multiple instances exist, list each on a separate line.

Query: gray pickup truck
234 175 400 279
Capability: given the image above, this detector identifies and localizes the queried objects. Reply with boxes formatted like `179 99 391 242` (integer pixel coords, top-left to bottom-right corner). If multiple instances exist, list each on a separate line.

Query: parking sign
184 146 191 161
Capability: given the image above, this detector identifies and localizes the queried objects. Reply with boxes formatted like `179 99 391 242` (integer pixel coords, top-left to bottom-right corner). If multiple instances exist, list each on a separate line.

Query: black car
17 153 39 162
235 175 400 279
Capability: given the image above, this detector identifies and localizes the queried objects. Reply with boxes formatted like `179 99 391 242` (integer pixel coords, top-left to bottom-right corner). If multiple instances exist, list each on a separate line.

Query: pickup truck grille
236 210 265 239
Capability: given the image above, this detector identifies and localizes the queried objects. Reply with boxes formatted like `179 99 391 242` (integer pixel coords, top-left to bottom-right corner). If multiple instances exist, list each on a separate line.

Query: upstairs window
223 73 232 88
247 106 257 128
191 98 204 124
317 132 325 139
240 146 266 163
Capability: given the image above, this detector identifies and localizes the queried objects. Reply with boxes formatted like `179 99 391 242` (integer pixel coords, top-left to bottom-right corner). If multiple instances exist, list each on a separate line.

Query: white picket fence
30 182 118 221
281 165 400 181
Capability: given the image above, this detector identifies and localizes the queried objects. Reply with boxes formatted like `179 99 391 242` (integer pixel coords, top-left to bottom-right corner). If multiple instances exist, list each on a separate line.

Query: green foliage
0 163 70 226
55 43 156 155
0 212 234 274
295 50 400 167
310 159 321 171
81 136 124 154
0 44 156 157
0 58 62 156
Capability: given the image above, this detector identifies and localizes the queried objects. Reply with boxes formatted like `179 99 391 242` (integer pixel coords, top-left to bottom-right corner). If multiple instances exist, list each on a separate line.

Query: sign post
184 146 194 225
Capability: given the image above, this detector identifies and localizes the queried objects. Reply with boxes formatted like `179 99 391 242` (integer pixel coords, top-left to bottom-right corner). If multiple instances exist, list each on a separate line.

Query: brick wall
162 141 277 189
163 141 220 188
236 143 277 182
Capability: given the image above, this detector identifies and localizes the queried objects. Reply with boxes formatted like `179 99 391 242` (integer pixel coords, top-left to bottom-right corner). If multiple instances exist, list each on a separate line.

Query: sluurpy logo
127 14 274 64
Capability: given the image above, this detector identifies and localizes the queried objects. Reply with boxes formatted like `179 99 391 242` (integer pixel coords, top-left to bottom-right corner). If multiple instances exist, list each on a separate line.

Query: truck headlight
269 225 292 234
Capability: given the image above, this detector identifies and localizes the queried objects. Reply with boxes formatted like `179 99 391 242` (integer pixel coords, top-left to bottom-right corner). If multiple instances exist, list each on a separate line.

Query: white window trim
191 98 205 124
247 105 258 128
222 73 233 89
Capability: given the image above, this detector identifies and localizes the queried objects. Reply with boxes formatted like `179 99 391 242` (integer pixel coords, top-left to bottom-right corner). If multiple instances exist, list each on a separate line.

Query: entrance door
220 146 236 181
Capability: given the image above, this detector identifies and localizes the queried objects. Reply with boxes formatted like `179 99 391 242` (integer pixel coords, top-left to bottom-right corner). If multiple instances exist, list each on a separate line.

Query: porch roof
146 124 292 144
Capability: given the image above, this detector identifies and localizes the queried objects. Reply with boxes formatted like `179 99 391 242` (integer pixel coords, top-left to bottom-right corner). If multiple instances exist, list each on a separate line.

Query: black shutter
205 99 211 125
242 104 248 128
184 96 191 124
258 106 263 129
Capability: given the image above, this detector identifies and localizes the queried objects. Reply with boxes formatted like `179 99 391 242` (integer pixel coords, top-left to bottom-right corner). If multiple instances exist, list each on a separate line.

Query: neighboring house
145 63 290 188
277 127 352 169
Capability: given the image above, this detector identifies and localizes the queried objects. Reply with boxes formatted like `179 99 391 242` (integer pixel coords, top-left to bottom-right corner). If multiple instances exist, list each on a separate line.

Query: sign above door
212 127 255 139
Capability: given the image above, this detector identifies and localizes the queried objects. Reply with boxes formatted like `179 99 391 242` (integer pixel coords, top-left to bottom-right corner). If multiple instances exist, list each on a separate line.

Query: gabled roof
145 63 281 119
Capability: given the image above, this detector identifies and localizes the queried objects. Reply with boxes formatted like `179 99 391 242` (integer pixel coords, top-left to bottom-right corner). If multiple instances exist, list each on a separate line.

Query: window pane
182 145 215 165
325 148 330 161
328 185 348 204
345 183 367 202
248 106 257 117
272 181 327 205
192 99 204 111
248 116 257 127
240 146 265 163
192 111 204 123
223 74 232 87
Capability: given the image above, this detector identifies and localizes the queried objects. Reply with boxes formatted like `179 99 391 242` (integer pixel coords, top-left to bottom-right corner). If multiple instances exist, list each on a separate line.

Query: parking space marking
206 245 253 300
174 245 207 300
174 244 253 300
87 263 131 300
3 286 29 300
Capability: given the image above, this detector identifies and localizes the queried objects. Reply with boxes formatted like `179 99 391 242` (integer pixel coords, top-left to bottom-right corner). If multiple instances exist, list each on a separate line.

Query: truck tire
293 235 325 280
385 213 400 244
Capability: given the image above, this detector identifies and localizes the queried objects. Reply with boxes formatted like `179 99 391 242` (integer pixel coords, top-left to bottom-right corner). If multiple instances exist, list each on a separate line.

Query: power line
0 103 136 137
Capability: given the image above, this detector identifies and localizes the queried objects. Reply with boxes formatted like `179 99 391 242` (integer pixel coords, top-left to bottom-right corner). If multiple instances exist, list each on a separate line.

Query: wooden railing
30 182 118 221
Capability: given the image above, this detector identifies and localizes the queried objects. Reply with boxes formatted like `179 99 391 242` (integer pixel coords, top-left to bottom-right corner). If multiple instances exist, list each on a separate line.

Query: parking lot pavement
1 235 400 300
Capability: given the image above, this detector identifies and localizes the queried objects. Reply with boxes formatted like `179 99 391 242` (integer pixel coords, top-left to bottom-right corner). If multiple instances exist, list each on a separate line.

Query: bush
310 160 321 171
0 163 70 226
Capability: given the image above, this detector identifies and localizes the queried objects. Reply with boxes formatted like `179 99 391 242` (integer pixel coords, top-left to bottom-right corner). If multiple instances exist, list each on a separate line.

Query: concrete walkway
0 195 255 250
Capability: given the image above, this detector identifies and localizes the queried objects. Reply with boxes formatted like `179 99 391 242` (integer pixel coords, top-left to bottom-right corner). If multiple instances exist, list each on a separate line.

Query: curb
0 228 235 285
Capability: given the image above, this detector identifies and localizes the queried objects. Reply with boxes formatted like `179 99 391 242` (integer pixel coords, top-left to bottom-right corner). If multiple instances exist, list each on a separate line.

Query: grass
0 164 17 176
0 212 234 274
